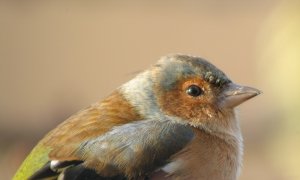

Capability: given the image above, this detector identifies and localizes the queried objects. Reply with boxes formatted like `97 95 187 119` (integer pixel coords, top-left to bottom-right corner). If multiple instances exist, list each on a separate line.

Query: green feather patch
13 144 51 180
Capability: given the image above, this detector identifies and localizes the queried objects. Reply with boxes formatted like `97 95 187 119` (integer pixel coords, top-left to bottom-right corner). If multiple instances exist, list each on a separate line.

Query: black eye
186 85 203 97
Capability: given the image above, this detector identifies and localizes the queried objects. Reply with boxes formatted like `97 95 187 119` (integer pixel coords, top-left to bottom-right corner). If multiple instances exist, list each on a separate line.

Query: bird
13 54 260 180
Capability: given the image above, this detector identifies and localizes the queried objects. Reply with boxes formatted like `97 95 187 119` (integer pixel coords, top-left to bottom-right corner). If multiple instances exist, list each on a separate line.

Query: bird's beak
220 83 261 108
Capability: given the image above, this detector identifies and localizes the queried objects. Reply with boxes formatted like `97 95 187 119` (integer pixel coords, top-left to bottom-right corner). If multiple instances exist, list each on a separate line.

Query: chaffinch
14 54 260 180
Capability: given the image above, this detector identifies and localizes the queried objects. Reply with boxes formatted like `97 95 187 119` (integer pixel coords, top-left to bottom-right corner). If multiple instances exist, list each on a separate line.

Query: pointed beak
220 83 261 108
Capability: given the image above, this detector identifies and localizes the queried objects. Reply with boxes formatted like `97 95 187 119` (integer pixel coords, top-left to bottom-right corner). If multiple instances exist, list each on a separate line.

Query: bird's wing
28 119 194 179
13 91 143 180
42 91 143 161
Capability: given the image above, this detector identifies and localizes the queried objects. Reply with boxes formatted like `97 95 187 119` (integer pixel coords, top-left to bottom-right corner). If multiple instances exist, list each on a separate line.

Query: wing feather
28 119 194 179
77 119 194 178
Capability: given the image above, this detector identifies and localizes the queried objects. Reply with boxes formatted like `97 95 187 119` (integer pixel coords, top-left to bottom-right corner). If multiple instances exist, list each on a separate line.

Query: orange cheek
157 77 222 122
159 88 217 121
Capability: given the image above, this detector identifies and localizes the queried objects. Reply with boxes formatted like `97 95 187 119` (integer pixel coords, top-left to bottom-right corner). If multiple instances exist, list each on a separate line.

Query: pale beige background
1 0 299 179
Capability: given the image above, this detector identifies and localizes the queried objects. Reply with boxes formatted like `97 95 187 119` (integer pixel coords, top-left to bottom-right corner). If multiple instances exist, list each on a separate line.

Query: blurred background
1 0 300 179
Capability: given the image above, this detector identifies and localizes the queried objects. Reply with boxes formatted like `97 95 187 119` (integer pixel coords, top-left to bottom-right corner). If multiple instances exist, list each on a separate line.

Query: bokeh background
1 0 300 179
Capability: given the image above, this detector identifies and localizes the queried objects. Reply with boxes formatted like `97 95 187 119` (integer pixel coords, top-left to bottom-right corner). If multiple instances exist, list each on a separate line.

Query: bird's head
121 54 260 135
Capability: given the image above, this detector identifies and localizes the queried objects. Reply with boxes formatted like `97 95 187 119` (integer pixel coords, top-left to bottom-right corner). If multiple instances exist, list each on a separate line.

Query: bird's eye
186 85 203 97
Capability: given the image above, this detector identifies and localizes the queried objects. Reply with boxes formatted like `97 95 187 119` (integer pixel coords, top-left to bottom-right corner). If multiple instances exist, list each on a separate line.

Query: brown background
1 0 300 179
